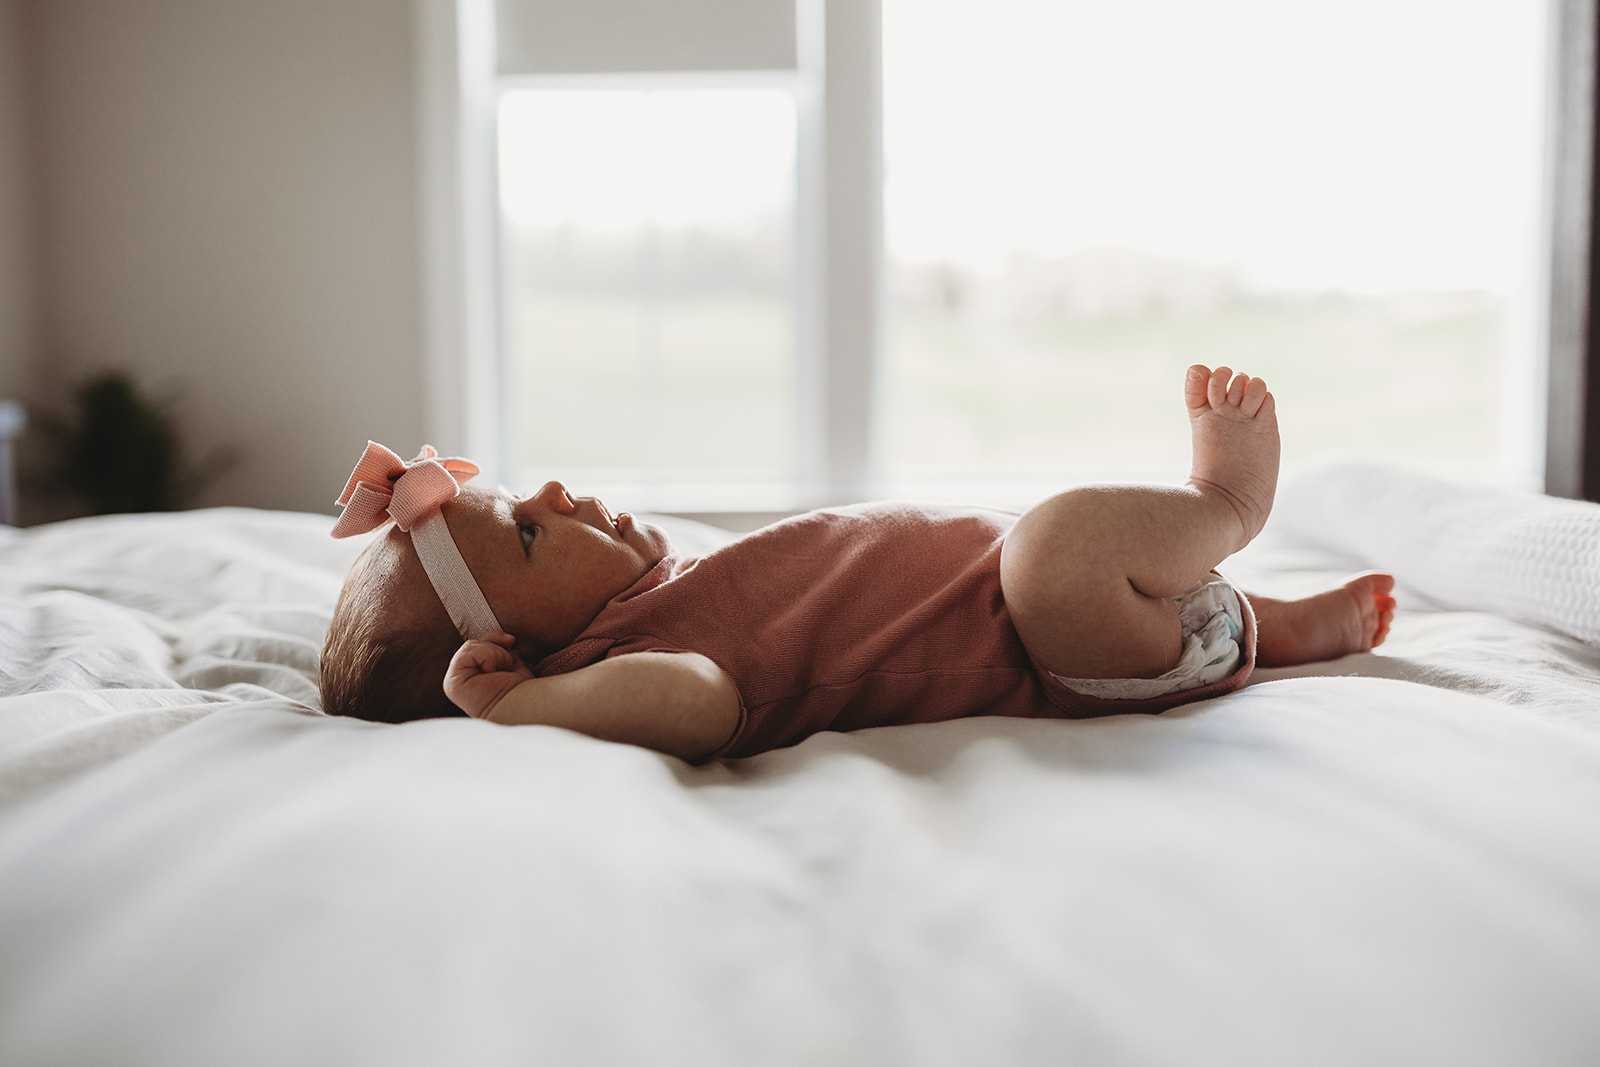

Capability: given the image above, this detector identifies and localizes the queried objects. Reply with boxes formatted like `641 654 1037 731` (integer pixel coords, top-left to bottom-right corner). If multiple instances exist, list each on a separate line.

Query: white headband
410 512 504 640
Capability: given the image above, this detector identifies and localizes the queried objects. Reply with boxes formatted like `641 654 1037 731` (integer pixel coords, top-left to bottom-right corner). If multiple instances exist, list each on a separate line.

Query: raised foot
1185 364 1281 552
1253 572 1397 668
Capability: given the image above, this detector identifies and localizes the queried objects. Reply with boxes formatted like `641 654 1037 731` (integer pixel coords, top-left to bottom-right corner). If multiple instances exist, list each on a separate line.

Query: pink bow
332 442 480 538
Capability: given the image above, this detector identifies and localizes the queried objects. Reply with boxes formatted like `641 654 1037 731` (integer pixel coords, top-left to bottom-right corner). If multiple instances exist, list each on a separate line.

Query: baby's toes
1240 377 1270 417
1375 595 1396 642
1185 365 1214 414
1206 366 1235 410
1226 373 1250 407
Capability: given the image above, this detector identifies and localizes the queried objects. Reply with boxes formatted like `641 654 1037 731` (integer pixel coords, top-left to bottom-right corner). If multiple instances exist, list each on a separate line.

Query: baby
320 366 1395 762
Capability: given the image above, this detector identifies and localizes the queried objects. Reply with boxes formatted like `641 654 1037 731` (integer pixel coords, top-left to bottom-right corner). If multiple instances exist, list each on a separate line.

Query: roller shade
496 0 798 75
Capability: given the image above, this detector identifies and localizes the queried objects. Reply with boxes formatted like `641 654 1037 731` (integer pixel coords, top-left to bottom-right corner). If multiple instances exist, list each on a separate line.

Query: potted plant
33 371 236 516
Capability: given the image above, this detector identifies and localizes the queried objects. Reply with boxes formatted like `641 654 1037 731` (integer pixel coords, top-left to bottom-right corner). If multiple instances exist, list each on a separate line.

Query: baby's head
319 444 671 723
321 526 462 722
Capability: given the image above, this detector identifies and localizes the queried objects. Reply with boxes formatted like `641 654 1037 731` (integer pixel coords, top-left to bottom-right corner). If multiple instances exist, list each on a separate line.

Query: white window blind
495 0 797 75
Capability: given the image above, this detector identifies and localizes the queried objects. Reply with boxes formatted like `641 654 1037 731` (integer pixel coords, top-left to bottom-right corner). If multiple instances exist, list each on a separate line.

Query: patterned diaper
1049 574 1244 700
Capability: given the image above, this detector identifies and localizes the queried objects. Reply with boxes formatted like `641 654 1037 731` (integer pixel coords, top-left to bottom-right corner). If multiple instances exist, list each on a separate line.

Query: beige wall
0 0 35 403
21 0 425 514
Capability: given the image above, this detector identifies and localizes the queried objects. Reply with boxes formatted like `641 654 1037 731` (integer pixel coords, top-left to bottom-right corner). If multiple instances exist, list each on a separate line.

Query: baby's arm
444 633 740 762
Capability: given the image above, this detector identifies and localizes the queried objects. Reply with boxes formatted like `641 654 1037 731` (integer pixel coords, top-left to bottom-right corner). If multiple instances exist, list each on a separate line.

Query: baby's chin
614 511 671 561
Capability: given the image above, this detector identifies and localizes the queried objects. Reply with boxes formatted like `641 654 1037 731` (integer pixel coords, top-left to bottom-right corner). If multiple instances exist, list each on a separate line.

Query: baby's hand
444 631 535 719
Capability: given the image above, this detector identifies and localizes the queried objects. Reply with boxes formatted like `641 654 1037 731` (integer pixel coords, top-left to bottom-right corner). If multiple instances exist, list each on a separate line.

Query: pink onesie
533 503 1256 759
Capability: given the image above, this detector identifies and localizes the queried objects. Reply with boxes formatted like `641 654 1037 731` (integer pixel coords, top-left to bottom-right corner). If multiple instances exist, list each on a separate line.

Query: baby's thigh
1000 518 1184 681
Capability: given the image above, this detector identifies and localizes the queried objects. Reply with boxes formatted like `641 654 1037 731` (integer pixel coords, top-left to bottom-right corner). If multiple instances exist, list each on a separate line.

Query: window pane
498 87 797 508
882 0 1546 497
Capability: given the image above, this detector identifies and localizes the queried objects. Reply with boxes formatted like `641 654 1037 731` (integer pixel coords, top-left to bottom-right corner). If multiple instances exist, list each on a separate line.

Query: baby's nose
533 481 574 511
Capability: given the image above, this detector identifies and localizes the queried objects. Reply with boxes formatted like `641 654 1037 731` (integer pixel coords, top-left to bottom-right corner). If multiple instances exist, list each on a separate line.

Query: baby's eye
519 524 537 551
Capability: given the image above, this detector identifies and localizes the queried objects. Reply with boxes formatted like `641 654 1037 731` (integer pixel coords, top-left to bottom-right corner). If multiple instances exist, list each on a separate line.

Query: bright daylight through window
492 0 1548 511
497 86 799 510
882 0 1548 500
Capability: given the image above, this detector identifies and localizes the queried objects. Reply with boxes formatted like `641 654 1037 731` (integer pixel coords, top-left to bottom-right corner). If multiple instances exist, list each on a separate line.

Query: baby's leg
1250 573 1396 666
1000 365 1279 680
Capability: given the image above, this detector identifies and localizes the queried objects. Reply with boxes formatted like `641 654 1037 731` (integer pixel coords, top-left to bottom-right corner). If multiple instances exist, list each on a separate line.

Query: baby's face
393 482 672 655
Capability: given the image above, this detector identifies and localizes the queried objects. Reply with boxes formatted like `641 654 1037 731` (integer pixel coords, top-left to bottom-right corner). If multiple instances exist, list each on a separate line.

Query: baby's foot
1253 573 1397 668
1185 364 1280 552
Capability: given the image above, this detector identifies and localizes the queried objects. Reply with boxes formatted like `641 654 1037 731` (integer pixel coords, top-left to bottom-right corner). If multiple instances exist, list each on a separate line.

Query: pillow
1275 461 1600 644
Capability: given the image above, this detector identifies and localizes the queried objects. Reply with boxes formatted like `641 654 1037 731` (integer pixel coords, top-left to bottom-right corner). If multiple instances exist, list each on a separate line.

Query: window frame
1548 0 1600 500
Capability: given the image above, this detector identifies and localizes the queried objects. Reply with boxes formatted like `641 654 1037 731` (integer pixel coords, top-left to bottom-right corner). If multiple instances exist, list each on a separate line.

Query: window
426 0 1551 511
882 0 1549 500
497 85 801 510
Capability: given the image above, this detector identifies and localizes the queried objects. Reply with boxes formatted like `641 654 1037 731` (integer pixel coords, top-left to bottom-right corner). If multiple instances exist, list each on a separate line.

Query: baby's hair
320 548 465 723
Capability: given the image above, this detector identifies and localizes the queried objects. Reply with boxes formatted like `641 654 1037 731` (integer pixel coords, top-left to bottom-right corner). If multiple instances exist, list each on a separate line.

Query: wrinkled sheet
1 492 1599 1067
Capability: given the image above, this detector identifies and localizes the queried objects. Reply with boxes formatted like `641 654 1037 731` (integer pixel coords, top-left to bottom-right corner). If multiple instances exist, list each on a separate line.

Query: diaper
1049 574 1244 700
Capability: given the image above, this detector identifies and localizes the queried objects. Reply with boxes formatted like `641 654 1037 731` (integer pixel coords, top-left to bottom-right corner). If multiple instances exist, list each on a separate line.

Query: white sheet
2 484 1599 1067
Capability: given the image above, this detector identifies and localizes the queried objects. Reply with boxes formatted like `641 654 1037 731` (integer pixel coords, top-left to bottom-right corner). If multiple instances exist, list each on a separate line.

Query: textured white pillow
1275 461 1600 644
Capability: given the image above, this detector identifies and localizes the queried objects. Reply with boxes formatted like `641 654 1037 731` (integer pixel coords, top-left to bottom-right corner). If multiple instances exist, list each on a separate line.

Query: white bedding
2 468 1599 1067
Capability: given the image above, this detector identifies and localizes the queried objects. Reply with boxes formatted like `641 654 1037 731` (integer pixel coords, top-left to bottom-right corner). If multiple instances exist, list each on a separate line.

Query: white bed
2 463 1598 1067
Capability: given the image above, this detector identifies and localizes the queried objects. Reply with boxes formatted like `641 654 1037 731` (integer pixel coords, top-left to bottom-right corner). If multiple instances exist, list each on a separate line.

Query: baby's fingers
445 638 534 719
448 638 514 677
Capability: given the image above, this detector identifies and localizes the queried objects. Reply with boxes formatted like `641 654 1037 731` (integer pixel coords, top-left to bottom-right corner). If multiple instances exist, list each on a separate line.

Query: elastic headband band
410 511 503 640
331 441 505 641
